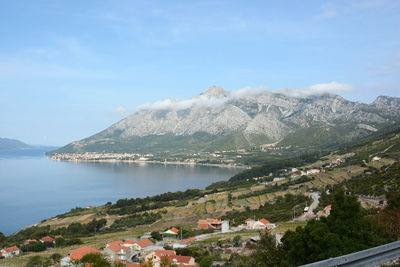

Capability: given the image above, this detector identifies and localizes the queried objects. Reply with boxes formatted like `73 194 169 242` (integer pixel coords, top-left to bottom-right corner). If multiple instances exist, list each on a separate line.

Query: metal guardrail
300 240 400 267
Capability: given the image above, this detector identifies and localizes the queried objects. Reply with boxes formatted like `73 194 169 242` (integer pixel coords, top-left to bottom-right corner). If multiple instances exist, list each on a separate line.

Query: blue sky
1 0 399 146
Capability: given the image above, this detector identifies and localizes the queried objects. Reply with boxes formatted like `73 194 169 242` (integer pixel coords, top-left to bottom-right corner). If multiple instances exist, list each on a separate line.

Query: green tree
80 253 111 267
151 231 162 240
32 242 46 252
50 253 61 263
233 235 241 244
281 189 380 265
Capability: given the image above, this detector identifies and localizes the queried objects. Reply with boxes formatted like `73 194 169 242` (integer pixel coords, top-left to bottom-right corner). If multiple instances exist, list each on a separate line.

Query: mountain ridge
50 87 400 154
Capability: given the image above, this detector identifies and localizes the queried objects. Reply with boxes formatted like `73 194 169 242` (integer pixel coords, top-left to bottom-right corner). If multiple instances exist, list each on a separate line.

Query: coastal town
0 205 334 267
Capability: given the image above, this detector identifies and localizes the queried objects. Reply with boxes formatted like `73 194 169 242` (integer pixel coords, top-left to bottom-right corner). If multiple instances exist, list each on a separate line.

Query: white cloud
279 82 354 97
135 82 354 112
111 106 134 116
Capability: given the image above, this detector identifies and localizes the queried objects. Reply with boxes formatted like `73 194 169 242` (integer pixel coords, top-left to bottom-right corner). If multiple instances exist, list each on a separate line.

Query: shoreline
49 157 250 169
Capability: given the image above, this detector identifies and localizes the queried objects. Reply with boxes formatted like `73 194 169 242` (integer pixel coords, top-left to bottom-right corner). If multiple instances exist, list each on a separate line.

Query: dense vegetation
345 163 400 196
226 190 395 266
1 219 105 247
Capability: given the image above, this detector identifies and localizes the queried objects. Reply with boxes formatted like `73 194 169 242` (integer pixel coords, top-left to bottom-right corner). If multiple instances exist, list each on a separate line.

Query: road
294 192 320 222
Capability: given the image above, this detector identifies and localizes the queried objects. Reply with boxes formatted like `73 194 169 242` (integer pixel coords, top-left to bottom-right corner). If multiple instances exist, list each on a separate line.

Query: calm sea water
0 150 239 235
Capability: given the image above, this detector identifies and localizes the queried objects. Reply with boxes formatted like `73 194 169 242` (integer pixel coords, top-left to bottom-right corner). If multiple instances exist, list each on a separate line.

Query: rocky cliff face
53 86 400 153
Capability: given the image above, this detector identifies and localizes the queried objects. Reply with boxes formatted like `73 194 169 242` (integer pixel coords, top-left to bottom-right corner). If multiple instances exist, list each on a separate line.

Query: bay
0 151 239 235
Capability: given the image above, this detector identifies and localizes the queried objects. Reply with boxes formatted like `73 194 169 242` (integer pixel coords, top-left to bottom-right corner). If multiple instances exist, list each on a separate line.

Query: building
246 218 275 230
102 240 132 262
164 227 180 236
60 246 101 266
147 250 197 267
221 221 229 233
0 246 20 258
316 204 332 218
40 236 55 243
197 218 222 230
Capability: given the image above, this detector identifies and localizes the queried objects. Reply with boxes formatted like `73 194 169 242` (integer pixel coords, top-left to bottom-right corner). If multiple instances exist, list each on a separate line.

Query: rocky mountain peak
201 86 230 98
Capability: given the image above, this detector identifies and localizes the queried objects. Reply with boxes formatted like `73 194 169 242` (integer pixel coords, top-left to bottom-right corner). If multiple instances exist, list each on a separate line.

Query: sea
0 149 240 235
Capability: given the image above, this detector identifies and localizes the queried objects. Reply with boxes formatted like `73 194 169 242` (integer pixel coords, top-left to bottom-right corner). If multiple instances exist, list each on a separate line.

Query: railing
300 240 400 267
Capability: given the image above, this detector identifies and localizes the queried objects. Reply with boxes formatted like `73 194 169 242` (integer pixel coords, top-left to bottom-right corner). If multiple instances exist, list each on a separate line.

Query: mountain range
51 86 400 154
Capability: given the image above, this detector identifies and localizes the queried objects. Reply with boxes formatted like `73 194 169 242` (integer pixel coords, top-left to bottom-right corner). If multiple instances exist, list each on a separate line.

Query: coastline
49 157 250 169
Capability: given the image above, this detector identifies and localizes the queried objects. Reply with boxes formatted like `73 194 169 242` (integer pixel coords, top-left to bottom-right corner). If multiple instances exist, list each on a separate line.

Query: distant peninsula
0 138 32 150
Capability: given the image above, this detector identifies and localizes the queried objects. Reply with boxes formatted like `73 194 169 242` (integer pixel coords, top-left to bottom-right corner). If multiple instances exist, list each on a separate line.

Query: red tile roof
55 235 63 239
122 240 136 245
169 255 192 264
136 238 152 248
155 250 176 258
68 246 101 260
170 227 180 234
259 218 270 225
3 246 19 253
25 239 37 243
107 240 128 252
245 218 255 222
41 236 55 243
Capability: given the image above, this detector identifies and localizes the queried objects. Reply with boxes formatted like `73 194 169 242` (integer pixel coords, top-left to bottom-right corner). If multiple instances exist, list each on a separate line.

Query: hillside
50 87 400 155
3 125 400 266
0 138 31 150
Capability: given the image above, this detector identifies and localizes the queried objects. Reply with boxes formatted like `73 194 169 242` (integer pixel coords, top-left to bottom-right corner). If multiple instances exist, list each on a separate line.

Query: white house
0 246 20 258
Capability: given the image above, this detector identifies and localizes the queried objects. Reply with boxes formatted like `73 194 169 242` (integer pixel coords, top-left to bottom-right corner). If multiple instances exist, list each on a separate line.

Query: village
0 154 351 266
0 201 334 267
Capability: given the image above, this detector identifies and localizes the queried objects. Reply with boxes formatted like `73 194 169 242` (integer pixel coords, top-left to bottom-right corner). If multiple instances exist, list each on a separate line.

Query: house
103 240 132 262
133 239 153 250
316 204 332 218
164 227 180 235
245 218 256 228
40 236 55 243
0 246 20 258
324 204 332 215
197 218 222 230
246 218 275 230
60 246 101 266
147 250 197 267
55 235 64 239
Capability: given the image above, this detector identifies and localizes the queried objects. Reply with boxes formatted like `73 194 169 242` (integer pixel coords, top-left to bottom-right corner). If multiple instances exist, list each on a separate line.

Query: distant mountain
0 138 32 150
51 86 400 154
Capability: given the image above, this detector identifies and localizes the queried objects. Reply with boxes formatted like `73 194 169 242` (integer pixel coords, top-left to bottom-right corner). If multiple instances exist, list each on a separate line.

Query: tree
160 256 170 267
0 232 6 246
281 189 380 265
370 191 400 240
50 253 61 263
80 253 111 267
32 241 46 252
151 231 162 241
233 235 241 244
